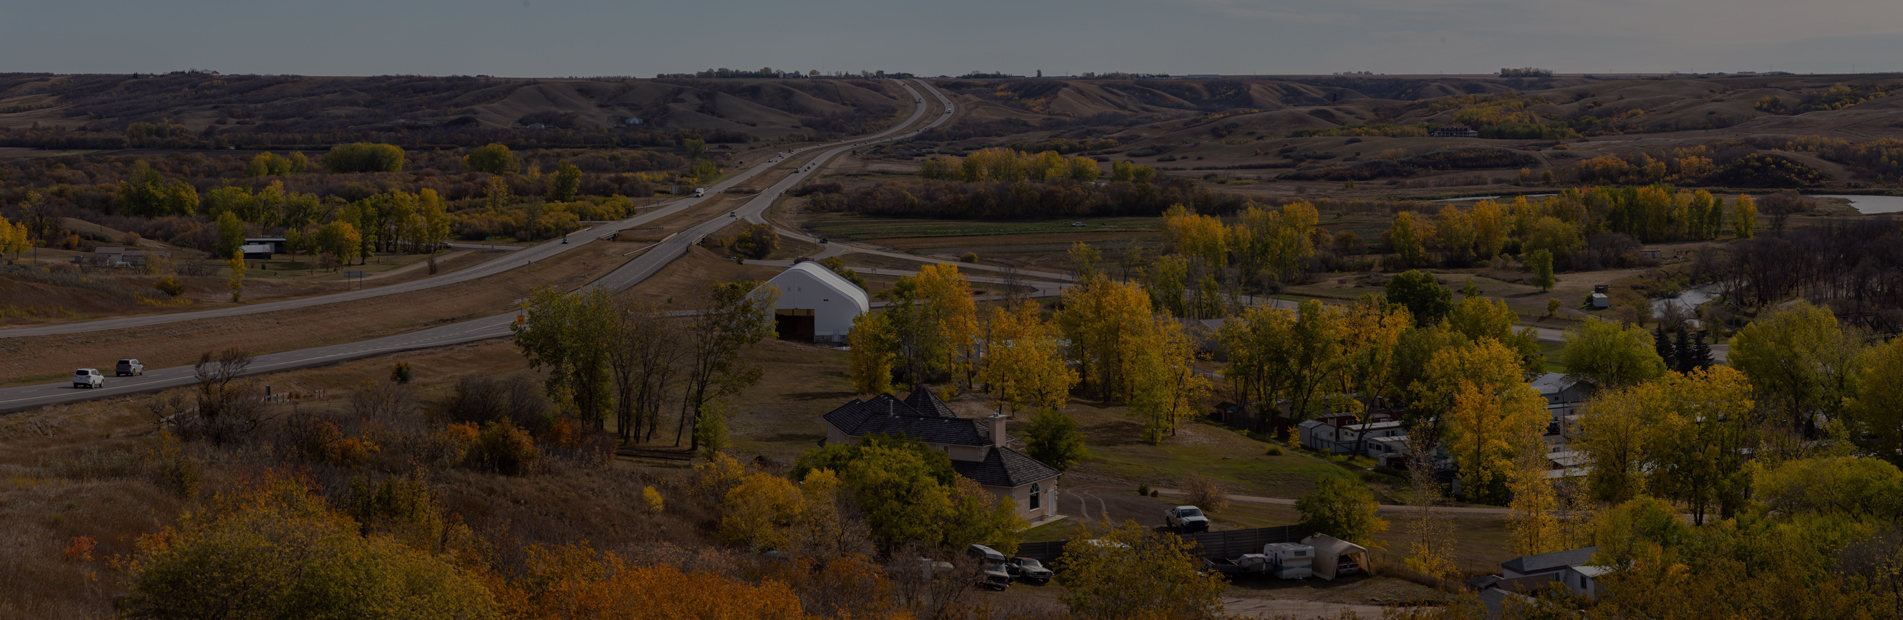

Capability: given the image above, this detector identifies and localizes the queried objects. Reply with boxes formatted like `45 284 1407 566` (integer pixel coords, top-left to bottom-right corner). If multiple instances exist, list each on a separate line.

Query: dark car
1007 557 1053 584
115 359 144 376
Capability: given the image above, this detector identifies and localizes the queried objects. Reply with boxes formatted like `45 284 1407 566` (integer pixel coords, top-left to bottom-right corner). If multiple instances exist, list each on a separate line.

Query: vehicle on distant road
1070 221 1087 227
115 359 144 376
1166 505 1210 532
73 369 104 389
694 188 706 197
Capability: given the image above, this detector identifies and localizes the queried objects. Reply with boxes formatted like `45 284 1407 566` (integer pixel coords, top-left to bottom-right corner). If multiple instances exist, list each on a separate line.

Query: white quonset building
755 262 868 342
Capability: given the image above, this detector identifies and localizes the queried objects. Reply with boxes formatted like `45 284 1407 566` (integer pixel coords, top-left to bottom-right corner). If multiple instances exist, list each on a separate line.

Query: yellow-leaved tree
1056 275 1155 400
1577 366 1755 524
1231 201 1318 283
846 311 896 395
1127 314 1209 444
1431 340 1547 505
980 302 1077 416
1160 204 1228 269
885 264 978 386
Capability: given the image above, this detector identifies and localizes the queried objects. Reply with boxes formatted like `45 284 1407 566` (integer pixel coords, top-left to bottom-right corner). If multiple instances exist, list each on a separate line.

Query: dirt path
361 250 470 280
1149 487 1512 517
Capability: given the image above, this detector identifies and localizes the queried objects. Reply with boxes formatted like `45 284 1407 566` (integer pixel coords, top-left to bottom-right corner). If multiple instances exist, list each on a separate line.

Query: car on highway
1070 222 1087 227
115 359 144 376
73 369 105 389
694 188 706 197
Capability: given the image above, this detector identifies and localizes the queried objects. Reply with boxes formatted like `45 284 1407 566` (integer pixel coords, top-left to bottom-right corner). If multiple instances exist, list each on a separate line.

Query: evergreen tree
1690 331 1714 371
1653 326 1677 372
1672 328 1695 373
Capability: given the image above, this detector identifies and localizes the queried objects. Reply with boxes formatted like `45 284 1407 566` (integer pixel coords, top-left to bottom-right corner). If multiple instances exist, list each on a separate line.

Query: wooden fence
1015 524 1314 564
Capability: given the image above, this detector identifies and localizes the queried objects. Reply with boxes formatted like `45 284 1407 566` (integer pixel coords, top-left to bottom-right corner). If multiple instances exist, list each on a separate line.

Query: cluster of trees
0 140 721 260
916 147 1104 183
511 283 777 452
1716 216 1903 314
785 437 1024 553
1057 268 1209 443
1136 202 1322 314
1481 302 1903 617
807 176 1241 221
1384 187 1757 273
323 142 406 173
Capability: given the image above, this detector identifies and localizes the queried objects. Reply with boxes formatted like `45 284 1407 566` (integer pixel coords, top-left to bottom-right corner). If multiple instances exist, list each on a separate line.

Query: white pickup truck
1165 505 1210 532
694 187 706 197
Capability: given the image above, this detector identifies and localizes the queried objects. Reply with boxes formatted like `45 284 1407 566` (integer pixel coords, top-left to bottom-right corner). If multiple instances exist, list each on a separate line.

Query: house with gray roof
1500 546 1604 599
821 387 1062 522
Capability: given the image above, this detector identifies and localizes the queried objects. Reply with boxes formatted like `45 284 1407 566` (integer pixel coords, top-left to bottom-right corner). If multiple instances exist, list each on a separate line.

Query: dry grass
0 241 637 385
0 338 737 617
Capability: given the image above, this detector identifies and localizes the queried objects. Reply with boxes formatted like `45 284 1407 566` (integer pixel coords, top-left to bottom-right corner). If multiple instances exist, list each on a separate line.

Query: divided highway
0 79 957 413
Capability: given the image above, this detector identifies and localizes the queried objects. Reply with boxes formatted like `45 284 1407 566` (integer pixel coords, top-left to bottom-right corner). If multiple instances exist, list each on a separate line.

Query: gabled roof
903 385 956 418
1502 547 1599 575
763 262 869 310
951 447 1060 488
1530 373 1581 396
821 394 991 447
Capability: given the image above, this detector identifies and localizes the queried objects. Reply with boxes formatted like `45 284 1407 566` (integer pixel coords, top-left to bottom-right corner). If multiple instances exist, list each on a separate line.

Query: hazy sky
4 0 1900 77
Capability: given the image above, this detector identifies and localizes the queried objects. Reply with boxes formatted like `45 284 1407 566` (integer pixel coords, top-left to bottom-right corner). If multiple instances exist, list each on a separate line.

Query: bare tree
607 300 687 444
180 348 269 444
1000 266 1029 307
350 380 419 424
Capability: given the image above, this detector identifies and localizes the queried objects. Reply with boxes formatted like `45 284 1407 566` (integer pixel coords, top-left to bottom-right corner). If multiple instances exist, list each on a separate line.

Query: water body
1426 194 1556 203
1652 283 1722 318
1812 195 1903 215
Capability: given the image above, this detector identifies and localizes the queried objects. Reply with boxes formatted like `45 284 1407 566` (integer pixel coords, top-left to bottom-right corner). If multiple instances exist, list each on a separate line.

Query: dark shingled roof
951 447 1061 488
821 393 992 447
1501 547 1599 575
904 386 957 418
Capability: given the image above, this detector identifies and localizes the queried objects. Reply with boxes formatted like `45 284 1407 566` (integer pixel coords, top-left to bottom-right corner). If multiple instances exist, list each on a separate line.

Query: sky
4 0 1901 78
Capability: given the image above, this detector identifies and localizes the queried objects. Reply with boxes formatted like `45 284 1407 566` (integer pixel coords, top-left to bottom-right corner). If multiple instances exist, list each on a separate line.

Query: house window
1029 483 1041 510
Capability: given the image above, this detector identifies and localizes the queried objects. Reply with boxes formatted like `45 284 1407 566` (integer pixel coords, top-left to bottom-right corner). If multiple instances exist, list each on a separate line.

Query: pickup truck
694 188 706 197
1166 506 1210 532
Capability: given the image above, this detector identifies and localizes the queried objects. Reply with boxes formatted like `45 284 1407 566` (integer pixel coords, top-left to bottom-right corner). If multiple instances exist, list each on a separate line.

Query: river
1652 283 1722 318
1813 195 1903 214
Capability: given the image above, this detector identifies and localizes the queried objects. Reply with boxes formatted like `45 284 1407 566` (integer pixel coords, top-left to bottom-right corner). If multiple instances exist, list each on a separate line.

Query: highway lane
0 79 952 413
0 92 920 340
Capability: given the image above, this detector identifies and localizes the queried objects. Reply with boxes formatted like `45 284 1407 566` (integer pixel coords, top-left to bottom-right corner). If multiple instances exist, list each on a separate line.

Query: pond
1652 283 1722 318
1813 195 1903 215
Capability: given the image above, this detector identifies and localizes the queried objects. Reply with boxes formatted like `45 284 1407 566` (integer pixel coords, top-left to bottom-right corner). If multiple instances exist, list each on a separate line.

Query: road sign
344 270 366 278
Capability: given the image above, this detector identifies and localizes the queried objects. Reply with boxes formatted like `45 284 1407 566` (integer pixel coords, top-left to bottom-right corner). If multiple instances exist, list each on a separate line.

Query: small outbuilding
754 262 868 342
1300 534 1370 581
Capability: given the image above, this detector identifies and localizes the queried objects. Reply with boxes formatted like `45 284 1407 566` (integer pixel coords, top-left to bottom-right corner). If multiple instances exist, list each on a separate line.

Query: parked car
1070 222 1086 227
1166 505 1210 532
115 359 144 376
73 368 104 389
1006 557 1053 584
978 563 1012 590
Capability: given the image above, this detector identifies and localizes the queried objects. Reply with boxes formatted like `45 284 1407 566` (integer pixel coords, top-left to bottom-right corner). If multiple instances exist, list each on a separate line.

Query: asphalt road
0 79 956 414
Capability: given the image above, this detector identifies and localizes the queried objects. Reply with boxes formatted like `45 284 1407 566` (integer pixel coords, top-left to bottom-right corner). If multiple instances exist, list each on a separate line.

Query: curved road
0 79 957 413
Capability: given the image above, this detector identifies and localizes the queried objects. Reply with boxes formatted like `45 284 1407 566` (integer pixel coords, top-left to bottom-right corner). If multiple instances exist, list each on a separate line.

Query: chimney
988 414 1007 448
